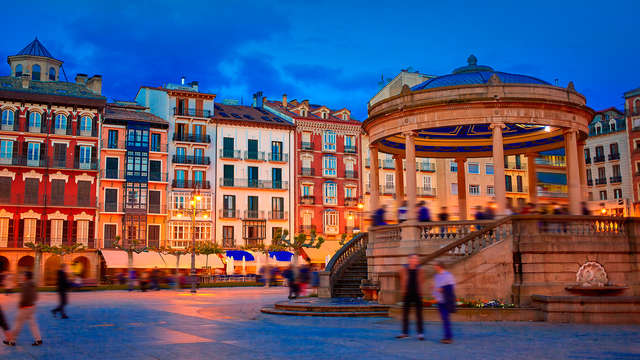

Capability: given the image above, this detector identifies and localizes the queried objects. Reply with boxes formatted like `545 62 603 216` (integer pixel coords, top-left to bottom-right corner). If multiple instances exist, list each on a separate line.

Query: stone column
393 154 405 210
369 145 380 213
456 158 467 220
404 132 418 220
491 123 507 215
526 152 538 204
565 129 582 215
577 141 587 200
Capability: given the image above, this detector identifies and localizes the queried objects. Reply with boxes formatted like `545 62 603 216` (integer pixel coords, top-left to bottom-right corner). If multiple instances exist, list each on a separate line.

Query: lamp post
177 192 208 294
356 201 365 233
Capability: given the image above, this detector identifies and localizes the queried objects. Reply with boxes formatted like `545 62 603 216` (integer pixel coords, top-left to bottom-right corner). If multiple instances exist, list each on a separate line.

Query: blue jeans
438 303 452 340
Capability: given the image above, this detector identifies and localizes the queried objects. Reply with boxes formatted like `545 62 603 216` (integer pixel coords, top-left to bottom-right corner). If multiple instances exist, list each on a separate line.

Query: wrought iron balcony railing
173 133 211 143
173 107 213 118
219 149 242 159
172 155 211 165
172 180 211 189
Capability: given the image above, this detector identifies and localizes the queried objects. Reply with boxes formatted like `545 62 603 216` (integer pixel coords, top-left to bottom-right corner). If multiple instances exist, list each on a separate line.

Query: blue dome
412 55 550 91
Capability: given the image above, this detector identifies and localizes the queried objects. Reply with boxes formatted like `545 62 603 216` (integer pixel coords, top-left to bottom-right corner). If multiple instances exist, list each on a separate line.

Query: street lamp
176 192 208 294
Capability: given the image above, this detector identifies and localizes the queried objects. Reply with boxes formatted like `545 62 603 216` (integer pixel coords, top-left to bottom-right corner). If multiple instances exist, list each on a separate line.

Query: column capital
563 128 579 135
368 143 379 151
489 122 506 130
392 154 404 160
402 130 418 138
455 157 467 163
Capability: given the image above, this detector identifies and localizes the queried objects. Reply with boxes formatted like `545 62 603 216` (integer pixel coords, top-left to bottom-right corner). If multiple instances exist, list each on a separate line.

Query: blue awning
540 148 565 156
225 250 255 261
537 172 567 185
268 251 294 262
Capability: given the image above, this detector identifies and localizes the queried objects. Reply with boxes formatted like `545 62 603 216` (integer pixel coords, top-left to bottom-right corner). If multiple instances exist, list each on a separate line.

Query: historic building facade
97 102 169 248
135 80 215 248
624 88 640 214
0 38 104 280
265 96 362 240
213 95 294 248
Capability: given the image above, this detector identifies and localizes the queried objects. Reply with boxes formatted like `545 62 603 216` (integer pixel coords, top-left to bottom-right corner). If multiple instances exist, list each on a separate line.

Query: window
247 139 258 160
127 128 149 148
385 173 394 192
148 225 160 248
25 178 39 204
172 224 187 242
247 196 259 218
193 170 204 186
610 121 616 132
595 146 604 159
32 64 41 81
468 162 479 174
324 182 338 205
48 67 56 81
28 112 41 130
76 220 89 246
194 148 204 161
248 166 258 187
487 185 495 196
223 164 234 186
0 177 10 203
450 161 457 172
151 133 161 152
451 183 458 195
505 175 513 192
586 169 592 182
599 190 607 201
223 137 235 157
485 163 494 175
272 168 282 188
344 135 355 152
15 64 22 77
610 143 619 156
597 167 606 179
126 151 148 178
222 226 234 247
149 160 161 181
193 124 203 138
1 110 14 126
0 140 13 163
50 220 63 246
302 184 312 197
584 148 590 161
55 114 67 132
323 155 337 176
515 155 522 169
324 210 339 234
77 180 91 207
588 192 593 201
612 164 621 177
422 175 432 190
24 218 37 243
148 190 161 214
272 197 284 219
322 130 336 151
107 130 118 148
79 146 92 166
27 142 40 163
614 188 623 199
223 195 236 217
79 116 92 134
271 141 283 161
124 183 147 210
345 186 355 199
469 184 480 195
104 188 118 212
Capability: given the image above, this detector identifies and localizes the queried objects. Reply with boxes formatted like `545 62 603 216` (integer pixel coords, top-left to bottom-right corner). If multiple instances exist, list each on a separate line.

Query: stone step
274 303 389 313
261 307 388 317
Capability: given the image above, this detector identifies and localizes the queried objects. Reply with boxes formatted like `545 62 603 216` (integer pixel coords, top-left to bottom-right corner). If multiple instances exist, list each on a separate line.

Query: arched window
15 64 22 77
1 110 15 127
48 67 56 81
79 116 92 134
28 112 41 130
54 114 67 133
32 64 41 81
610 120 616 132
635 99 640 114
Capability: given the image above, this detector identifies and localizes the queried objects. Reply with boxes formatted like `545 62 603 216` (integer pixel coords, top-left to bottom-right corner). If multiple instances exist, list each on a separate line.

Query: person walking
417 201 431 222
283 264 298 300
9 271 42 346
373 205 387 226
397 201 408 223
438 206 449 236
396 254 425 340
433 262 456 344
1 296 13 346
51 263 70 319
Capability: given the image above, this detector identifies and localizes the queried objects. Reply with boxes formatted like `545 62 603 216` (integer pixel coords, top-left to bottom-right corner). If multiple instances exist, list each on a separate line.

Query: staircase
333 254 368 297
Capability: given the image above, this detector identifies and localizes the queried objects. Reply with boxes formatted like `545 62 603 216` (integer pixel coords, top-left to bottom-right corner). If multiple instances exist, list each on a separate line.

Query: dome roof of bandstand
364 56 595 158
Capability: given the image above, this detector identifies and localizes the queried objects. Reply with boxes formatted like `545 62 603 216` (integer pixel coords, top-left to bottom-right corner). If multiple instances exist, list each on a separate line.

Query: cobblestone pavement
0 287 638 359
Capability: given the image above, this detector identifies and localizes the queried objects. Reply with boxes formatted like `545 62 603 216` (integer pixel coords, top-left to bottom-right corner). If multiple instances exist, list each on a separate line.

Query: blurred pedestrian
433 262 456 344
10 271 42 346
581 202 590 216
417 201 431 222
299 264 310 296
438 206 449 236
51 263 69 319
0 298 13 346
373 205 387 226
128 269 137 292
3 271 12 295
398 201 408 223
484 204 496 220
283 264 298 300
140 271 149 292
150 267 160 291
396 254 425 340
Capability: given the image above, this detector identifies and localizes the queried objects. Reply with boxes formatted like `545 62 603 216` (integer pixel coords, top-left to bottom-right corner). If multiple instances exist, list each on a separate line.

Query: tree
197 242 224 275
276 229 324 265
112 236 148 289
24 242 85 285
157 246 190 289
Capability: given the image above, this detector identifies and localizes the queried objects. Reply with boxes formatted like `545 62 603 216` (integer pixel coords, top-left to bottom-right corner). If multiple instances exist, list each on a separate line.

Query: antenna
60 65 68 82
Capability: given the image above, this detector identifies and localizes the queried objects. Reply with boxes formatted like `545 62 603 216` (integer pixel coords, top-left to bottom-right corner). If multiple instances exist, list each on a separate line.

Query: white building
212 94 295 248
135 79 216 247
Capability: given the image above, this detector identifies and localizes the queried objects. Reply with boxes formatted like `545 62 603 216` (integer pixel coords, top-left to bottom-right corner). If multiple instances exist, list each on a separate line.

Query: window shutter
22 141 28 159
11 143 18 163
67 114 73 135
71 220 77 244
7 219 13 246
74 145 80 167
50 113 55 134
24 110 29 130
91 146 96 165
46 220 51 246
62 220 68 246
88 221 95 248
18 219 24 247
39 143 46 165
92 116 98 137
41 112 47 133
35 219 42 243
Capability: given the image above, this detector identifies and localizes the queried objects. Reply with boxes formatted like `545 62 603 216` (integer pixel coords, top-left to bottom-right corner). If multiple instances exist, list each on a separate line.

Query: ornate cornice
22 170 42 181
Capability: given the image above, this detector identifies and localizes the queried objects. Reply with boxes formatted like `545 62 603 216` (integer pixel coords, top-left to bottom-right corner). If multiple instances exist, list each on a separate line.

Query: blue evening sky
1 0 637 120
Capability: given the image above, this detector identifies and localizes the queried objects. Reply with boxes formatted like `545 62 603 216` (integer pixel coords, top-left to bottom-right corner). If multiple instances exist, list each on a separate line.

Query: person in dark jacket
0 302 12 346
417 201 431 222
9 271 42 346
396 254 425 340
373 205 387 226
433 262 456 344
51 263 69 319
283 265 298 300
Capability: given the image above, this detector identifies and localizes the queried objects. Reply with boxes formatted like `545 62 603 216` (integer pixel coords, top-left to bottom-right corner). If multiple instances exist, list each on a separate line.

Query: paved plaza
0 287 638 359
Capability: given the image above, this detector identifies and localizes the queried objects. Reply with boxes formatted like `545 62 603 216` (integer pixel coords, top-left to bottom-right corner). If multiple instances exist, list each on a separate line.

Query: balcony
300 142 313 150
505 162 524 170
219 149 242 159
344 170 358 179
535 158 566 167
149 172 168 182
100 169 125 180
537 191 568 198
300 167 314 176
172 155 211 165
344 197 358 207
173 107 212 118
610 176 622 184
268 211 287 220
380 185 395 195
173 133 211 144
2 194 96 207
507 186 528 194
219 178 288 190
344 145 357 154
244 151 265 161
74 160 98 170
219 209 239 219
222 238 235 248
172 180 211 189
417 161 435 172
244 210 265 219
101 140 126 150
244 239 264 248
299 225 316 234
417 187 436 196
585 157 591 164
300 195 315 205
0 122 19 131
632 126 640 133
608 153 620 161
54 126 73 136
269 152 288 162
595 178 607 185
587 179 593 186
593 155 605 163
382 159 395 169
147 204 166 214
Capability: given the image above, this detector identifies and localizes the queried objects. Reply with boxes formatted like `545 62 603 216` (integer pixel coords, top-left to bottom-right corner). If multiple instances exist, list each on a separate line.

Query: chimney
282 94 287 107
86 75 102 95
75 73 87 84
253 91 264 108
181 76 186 85
190 81 199 91
21 73 30 89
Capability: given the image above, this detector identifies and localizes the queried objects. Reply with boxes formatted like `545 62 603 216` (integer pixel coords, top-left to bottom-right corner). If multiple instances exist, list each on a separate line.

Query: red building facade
265 96 362 240
0 39 105 276
625 87 640 213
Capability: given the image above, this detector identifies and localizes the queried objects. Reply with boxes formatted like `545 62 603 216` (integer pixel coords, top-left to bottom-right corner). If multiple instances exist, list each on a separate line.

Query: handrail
326 232 368 297
326 232 366 272
420 216 513 266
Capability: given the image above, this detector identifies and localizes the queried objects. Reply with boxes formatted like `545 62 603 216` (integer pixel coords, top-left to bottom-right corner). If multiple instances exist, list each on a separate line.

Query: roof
212 103 294 128
264 99 360 124
105 103 168 126
15 37 55 59
412 55 550 91
0 76 104 100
